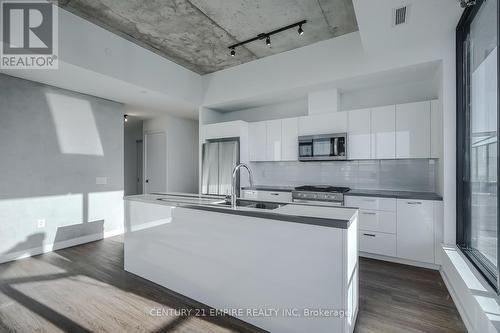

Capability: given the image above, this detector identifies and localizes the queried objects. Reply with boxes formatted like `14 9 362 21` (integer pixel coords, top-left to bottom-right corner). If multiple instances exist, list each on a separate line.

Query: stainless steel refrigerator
201 139 240 196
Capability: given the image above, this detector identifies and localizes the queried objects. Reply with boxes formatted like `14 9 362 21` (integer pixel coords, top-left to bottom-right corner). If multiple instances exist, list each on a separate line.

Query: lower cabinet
359 231 397 257
346 195 439 265
241 189 292 203
396 199 435 264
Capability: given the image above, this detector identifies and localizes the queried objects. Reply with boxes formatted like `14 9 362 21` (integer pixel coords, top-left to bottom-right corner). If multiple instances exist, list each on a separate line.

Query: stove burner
294 185 350 193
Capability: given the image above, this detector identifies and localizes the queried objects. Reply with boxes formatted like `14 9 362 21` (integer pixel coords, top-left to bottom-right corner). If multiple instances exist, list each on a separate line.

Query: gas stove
292 185 350 206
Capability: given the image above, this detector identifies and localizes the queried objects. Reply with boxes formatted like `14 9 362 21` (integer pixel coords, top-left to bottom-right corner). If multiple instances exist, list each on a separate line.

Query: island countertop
125 193 358 229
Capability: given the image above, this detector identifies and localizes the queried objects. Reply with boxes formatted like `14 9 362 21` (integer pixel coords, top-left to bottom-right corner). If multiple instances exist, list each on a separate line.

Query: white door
266 119 282 161
371 105 396 159
248 121 267 161
396 101 431 158
347 108 371 159
144 132 166 193
281 117 299 161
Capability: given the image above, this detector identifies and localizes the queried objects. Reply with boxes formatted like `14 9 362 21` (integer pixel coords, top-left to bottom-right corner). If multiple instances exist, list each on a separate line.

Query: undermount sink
212 199 286 210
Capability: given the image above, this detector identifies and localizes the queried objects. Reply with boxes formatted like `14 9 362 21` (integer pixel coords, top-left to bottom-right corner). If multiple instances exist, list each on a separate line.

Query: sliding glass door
457 0 499 289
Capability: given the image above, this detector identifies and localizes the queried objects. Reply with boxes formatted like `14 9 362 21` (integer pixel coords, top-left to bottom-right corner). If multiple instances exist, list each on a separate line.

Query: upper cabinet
298 112 347 136
248 118 299 162
371 105 396 159
347 108 371 160
266 119 282 161
430 100 442 159
395 101 431 159
281 118 299 161
248 121 267 161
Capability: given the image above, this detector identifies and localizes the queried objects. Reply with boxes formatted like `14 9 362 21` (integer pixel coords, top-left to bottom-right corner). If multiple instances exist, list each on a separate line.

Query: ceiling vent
393 6 408 26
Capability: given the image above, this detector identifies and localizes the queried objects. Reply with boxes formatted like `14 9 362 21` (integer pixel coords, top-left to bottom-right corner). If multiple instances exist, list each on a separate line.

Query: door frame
143 130 167 194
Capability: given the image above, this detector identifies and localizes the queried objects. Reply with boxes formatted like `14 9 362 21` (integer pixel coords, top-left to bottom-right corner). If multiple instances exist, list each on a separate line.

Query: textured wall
250 159 437 192
0 74 124 262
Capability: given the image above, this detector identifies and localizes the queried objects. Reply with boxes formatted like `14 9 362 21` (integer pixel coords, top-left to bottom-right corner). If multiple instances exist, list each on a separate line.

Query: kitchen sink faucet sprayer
231 163 253 209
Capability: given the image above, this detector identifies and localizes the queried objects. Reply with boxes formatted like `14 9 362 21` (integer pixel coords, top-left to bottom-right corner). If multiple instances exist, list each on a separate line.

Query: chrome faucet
231 163 253 209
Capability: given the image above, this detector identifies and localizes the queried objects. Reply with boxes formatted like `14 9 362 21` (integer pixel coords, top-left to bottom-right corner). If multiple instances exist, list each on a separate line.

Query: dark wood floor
0 236 466 333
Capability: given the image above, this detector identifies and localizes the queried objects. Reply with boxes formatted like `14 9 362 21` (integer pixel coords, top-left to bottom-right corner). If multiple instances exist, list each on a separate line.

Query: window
457 0 499 289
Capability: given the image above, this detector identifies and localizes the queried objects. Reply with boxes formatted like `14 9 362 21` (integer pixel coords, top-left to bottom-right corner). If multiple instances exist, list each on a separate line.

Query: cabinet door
396 101 431 158
396 199 434 263
266 119 282 161
347 108 371 159
371 105 396 159
281 118 299 161
248 121 267 161
430 99 441 158
298 112 348 136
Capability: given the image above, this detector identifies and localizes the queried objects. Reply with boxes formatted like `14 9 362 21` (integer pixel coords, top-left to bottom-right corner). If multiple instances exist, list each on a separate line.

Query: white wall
142 113 199 193
0 74 124 263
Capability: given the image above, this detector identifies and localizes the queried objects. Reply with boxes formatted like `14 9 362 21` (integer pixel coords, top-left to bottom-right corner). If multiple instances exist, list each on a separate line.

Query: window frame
456 0 500 290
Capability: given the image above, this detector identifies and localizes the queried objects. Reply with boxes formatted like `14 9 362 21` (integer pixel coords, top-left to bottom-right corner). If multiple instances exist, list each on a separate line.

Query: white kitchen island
124 194 358 333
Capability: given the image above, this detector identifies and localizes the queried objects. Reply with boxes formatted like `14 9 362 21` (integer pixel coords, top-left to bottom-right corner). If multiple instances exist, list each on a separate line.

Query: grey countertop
241 185 442 201
125 193 357 229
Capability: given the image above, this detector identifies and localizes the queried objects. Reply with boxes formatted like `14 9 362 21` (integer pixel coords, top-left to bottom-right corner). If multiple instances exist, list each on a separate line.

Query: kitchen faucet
231 163 253 209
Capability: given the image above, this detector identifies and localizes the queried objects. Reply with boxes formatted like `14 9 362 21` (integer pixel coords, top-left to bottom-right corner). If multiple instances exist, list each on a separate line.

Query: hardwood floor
0 236 466 333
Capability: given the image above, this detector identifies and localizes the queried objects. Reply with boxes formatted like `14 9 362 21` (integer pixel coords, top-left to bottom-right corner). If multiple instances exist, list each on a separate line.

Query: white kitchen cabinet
347 108 371 159
298 112 348 136
281 117 299 161
371 105 396 159
202 121 247 141
430 99 441 159
358 210 396 234
396 199 434 263
242 189 292 203
248 121 267 161
266 120 282 161
344 195 396 212
396 101 431 159
359 231 397 257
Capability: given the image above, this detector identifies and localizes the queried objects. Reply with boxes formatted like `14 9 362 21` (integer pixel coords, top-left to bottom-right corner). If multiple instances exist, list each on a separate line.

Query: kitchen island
124 193 358 333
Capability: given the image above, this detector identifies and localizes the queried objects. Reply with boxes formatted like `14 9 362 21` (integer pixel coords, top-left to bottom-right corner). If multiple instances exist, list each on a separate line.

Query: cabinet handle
362 199 376 202
363 233 376 237
407 201 422 205
270 193 279 196
362 212 376 215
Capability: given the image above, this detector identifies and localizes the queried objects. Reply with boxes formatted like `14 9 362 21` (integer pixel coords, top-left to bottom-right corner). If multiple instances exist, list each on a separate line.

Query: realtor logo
1 0 58 69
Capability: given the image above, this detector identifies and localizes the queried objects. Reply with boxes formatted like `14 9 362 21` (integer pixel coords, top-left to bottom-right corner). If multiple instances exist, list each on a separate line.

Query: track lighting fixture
124 115 128 123
228 20 306 56
298 24 304 35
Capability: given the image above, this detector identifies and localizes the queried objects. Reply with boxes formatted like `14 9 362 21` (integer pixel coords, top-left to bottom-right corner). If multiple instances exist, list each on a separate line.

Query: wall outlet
96 177 107 185
37 219 46 228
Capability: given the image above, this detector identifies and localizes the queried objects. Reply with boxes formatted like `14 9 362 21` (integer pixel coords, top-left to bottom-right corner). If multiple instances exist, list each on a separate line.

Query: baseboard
439 268 475 333
0 228 124 265
360 252 440 270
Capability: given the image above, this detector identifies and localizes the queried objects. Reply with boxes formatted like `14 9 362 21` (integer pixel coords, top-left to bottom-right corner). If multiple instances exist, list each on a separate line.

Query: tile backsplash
249 159 437 192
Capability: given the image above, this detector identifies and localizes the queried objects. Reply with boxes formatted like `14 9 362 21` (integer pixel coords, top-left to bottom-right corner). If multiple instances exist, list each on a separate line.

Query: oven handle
292 199 343 206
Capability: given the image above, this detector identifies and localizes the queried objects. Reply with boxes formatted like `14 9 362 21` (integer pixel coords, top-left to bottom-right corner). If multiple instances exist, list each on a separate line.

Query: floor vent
394 6 408 26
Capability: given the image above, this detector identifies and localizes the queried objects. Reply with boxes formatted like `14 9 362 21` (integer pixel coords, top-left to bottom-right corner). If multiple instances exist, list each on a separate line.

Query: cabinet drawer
359 231 396 257
359 210 396 234
345 196 396 212
241 190 258 200
257 191 292 203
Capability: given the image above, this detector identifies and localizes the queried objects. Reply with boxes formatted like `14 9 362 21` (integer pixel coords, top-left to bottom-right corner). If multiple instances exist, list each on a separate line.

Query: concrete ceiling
58 0 358 75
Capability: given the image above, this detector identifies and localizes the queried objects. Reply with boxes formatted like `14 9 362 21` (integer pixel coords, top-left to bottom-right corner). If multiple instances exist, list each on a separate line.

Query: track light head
124 115 128 123
230 48 235 56
265 35 271 46
298 24 304 35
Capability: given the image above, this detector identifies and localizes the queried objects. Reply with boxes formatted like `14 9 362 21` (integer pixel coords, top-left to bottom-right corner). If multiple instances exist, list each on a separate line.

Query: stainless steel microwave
298 133 347 161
